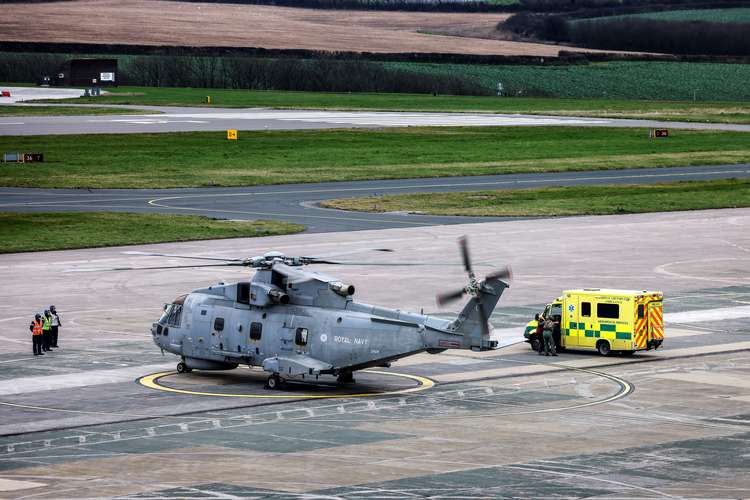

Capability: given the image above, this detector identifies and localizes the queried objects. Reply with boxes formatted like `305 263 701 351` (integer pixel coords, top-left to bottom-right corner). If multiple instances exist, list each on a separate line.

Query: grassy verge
320 179 750 216
0 213 304 253
1 127 749 189
0 105 155 116
39 85 750 124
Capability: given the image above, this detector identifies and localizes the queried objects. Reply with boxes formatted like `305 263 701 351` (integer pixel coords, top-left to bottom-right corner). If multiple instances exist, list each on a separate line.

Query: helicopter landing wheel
337 371 355 384
266 374 284 390
176 362 192 374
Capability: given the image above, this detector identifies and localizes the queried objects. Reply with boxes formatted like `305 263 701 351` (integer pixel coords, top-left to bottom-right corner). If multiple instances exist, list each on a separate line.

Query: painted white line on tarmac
666 305 750 324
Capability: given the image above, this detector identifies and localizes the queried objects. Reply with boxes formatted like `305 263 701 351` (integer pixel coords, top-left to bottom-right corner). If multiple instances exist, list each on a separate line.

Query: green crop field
383 61 750 102
0 213 304 253
585 8 750 24
320 179 750 217
1 127 749 189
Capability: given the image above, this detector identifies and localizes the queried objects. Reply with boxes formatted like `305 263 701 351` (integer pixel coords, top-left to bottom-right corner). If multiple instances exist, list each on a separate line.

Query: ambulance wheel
337 371 355 384
530 338 541 352
176 362 191 374
596 340 611 357
266 374 283 390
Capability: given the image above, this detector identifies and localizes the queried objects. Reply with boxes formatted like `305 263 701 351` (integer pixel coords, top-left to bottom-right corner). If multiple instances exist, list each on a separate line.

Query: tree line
0 53 489 95
502 8 750 56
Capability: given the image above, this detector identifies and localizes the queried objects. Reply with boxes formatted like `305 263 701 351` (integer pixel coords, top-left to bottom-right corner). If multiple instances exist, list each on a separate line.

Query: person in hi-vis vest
42 310 52 352
30 313 44 356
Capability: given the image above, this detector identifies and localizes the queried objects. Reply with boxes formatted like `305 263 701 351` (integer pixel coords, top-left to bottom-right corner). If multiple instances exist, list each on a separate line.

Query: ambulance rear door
647 298 664 348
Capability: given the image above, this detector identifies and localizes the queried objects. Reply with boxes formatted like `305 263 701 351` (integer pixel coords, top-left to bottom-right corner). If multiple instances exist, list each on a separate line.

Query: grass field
51 85 750 123
0 105 153 116
0 213 304 253
320 179 750 216
384 61 750 103
1 127 749 189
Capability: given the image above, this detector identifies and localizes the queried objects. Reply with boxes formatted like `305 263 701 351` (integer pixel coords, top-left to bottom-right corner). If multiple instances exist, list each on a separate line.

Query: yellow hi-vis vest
32 320 43 336
42 316 51 331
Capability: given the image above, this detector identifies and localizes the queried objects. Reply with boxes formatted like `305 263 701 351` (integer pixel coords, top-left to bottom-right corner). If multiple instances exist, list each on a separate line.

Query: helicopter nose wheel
176 362 192 374
266 374 284 390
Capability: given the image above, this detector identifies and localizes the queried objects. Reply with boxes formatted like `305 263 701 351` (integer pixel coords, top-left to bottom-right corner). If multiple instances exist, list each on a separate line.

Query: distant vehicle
117 238 511 389
523 289 664 356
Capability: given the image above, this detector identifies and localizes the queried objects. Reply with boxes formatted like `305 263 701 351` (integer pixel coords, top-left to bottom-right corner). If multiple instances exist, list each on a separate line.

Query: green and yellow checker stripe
565 322 632 341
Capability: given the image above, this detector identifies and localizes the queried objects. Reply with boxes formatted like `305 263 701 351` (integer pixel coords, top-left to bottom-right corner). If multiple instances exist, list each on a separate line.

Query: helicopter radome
140 239 511 389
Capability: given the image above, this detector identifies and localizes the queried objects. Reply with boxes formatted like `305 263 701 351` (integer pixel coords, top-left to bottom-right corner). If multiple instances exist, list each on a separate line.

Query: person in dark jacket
50 305 62 348
542 317 558 357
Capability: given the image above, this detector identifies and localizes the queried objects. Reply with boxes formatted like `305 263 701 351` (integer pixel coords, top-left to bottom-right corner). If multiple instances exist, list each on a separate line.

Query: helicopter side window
214 317 224 332
295 327 308 346
250 322 262 340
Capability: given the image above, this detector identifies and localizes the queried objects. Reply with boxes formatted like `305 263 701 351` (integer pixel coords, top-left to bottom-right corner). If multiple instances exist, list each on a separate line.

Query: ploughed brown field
1 0 594 56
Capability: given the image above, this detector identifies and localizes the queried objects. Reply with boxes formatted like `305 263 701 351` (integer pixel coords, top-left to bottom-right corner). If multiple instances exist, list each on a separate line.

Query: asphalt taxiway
1 209 750 497
2 164 749 232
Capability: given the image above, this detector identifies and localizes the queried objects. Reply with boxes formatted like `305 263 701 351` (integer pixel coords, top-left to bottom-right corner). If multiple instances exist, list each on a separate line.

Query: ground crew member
29 313 44 356
536 319 545 356
542 317 558 357
50 305 61 348
42 309 52 351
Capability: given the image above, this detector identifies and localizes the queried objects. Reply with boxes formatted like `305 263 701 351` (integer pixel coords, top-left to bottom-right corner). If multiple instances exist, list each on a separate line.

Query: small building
54 58 118 87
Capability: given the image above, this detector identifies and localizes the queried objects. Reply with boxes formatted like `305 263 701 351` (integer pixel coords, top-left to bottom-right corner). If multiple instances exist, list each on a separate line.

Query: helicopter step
262 355 333 389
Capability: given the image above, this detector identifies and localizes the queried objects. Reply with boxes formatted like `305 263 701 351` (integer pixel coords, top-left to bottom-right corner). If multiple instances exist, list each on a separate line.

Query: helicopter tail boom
453 276 509 350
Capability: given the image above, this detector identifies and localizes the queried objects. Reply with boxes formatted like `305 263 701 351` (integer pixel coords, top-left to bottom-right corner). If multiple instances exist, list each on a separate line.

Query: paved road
4 103 750 135
2 164 749 232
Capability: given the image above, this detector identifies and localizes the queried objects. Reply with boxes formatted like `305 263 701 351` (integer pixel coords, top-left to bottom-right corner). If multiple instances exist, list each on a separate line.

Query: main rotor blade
311 260 465 266
66 263 245 272
436 288 466 307
302 248 394 260
121 251 244 262
485 265 513 282
459 236 473 276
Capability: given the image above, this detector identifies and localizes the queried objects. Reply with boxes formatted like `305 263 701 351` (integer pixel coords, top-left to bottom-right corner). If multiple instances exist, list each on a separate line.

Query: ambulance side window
597 303 619 319
581 302 591 317
638 304 645 319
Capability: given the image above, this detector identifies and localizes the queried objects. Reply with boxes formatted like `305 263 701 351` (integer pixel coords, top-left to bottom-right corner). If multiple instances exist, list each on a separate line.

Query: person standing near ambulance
42 309 52 352
30 313 44 356
50 305 61 348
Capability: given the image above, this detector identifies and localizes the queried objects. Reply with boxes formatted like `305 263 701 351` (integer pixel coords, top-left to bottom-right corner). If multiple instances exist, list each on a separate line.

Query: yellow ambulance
523 289 664 356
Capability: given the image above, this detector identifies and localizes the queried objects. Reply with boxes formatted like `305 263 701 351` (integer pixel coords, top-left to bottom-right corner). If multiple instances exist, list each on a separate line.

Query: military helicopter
118 238 511 389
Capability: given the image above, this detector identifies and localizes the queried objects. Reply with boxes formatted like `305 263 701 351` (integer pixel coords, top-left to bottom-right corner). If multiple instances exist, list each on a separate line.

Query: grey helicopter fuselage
151 260 507 385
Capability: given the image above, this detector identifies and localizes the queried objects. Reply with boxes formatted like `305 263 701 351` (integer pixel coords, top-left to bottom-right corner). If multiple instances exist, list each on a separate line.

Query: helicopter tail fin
454 276 509 351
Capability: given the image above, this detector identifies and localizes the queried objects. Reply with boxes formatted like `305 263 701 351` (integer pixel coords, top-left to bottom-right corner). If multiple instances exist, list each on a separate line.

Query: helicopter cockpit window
161 304 183 327
214 317 225 332
250 322 262 340
295 327 308 346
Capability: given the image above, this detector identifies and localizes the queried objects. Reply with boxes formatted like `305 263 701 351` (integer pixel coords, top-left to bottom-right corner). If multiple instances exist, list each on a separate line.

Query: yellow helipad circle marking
138 369 434 399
